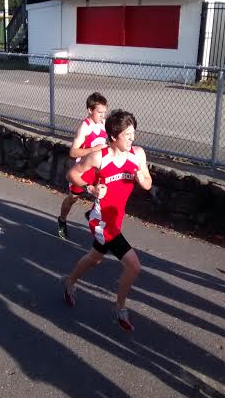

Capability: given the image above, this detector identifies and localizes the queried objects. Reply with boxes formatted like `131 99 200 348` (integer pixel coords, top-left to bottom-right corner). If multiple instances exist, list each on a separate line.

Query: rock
54 154 68 187
14 159 27 170
195 213 208 225
209 182 225 195
4 153 27 170
35 155 53 180
38 140 53 157
3 135 26 158
167 192 198 214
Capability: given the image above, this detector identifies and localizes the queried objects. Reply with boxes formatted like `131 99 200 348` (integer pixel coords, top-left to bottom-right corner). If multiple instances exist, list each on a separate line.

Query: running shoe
57 217 68 239
112 306 134 331
62 276 76 307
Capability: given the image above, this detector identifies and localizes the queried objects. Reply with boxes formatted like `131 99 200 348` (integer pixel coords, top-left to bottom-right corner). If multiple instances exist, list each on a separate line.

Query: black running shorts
92 233 132 260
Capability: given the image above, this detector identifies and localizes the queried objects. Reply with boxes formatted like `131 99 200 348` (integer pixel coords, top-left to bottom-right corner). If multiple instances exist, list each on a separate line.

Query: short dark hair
86 92 107 110
105 110 137 142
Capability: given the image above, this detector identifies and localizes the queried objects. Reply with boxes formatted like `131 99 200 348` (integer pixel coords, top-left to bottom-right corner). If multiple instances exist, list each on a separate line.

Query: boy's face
88 104 107 124
113 125 135 152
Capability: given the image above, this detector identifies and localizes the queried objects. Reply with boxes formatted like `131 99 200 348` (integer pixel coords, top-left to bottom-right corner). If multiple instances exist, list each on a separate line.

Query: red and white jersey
78 118 107 152
70 118 107 194
89 147 139 244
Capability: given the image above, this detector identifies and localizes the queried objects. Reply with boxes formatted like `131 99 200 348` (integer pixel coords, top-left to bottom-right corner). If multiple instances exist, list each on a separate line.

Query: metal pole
211 69 225 166
3 8 6 52
4 0 9 27
49 57 55 135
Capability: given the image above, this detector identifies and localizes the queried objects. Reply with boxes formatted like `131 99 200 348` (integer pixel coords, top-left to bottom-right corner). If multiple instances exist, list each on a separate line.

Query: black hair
105 109 137 142
86 92 107 110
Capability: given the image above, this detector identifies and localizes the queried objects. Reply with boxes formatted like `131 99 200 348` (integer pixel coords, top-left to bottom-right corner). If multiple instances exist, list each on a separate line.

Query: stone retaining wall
0 123 225 240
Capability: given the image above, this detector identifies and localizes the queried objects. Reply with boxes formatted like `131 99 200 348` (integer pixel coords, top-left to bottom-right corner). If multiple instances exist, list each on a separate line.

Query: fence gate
209 2 225 67
198 2 225 77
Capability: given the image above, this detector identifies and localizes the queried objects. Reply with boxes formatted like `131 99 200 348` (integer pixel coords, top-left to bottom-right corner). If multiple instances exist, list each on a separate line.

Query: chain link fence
0 52 224 167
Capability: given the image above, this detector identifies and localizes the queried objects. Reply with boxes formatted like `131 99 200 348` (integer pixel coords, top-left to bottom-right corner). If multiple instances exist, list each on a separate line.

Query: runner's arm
66 151 102 195
133 146 152 190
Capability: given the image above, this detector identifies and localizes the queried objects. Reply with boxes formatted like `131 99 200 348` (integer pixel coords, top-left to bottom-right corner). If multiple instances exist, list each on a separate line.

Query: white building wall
26 0 202 81
68 1 202 66
27 0 202 65
61 0 76 48
27 1 62 55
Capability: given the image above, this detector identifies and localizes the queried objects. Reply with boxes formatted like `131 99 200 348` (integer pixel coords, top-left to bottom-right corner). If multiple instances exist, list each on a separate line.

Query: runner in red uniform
69 117 107 195
62 110 152 331
57 92 108 239
89 146 139 244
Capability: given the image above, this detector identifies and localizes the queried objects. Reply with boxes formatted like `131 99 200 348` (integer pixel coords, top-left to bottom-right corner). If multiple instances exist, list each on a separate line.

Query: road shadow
0 298 133 398
0 199 224 398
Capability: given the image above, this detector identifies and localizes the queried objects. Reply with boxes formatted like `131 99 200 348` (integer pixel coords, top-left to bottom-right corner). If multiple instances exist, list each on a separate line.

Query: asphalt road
0 172 224 398
0 69 224 162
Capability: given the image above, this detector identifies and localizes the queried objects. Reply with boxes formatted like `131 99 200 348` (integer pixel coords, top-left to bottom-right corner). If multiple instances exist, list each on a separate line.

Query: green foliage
0 0 21 12
10 0 21 11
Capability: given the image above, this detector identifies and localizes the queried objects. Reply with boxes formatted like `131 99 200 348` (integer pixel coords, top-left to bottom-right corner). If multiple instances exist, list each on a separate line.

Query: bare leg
59 193 78 222
117 249 141 309
66 247 104 288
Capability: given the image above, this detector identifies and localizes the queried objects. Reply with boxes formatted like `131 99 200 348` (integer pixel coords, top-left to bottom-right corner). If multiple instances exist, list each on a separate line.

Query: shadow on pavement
0 299 131 398
0 199 224 398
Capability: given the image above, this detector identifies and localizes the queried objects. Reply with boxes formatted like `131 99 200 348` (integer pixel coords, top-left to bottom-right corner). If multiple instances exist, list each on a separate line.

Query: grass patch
190 78 225 93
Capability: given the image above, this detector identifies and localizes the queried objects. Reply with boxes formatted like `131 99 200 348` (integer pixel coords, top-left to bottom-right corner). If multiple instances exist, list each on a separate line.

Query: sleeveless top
89 147 139 244
78 118 106 152
70 118 107 194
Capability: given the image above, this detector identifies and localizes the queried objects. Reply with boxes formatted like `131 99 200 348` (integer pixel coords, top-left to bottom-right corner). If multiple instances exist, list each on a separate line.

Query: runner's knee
86 249 103 266
131 260 141 276
68 194 78 204
122 249 141 276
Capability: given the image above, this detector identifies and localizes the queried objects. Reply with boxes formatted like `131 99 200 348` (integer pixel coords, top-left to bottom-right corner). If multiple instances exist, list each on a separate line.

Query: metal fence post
49 56 55 134
3 8 7 52
211 69 225 166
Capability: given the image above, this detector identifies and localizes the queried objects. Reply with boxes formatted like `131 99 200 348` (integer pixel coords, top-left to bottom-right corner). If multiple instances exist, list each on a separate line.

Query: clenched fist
93 184 107 199
134 167 145 184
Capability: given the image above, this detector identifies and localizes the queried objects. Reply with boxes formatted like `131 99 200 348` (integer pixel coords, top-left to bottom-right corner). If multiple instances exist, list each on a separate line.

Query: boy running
62 110 152 331
57 92 108 239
